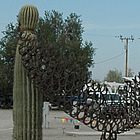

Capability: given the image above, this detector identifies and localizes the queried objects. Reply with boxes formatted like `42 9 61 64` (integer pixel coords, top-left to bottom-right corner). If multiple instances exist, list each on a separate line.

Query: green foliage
0 23 18 95
0 10 95 95
104 69 123 83
37 11 95 77
0 23 18 66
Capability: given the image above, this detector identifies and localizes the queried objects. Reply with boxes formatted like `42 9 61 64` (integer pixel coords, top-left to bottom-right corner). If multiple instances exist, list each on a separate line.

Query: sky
0 0 140 81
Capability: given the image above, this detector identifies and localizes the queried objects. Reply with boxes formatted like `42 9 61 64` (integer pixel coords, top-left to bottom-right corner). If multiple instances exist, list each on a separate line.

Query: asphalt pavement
0 109 140 140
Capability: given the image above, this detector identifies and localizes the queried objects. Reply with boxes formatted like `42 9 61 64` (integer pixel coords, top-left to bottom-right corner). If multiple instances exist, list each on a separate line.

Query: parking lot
0 109 140 140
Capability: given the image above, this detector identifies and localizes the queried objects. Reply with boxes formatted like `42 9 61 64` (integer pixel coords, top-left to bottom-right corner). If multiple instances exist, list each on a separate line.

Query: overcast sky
1 0 140 81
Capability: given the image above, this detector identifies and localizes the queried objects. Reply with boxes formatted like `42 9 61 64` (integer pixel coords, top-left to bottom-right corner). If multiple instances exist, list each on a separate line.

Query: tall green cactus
13 5 43 140
18 4 39 31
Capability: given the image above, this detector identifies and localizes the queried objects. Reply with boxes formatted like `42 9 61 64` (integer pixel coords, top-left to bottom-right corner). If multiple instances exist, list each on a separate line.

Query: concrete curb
64 131 136 136
65 131 102 136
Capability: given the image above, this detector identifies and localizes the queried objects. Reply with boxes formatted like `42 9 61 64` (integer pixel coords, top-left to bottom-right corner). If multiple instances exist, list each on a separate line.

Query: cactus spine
13 5 43 140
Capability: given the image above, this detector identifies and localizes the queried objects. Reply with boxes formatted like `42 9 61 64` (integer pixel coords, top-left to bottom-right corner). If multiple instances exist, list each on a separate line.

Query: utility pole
118 35 134 77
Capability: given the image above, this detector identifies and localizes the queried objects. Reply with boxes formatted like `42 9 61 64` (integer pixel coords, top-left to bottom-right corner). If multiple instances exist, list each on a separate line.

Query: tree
0 10 95 95
104 69 123 83
36 11 94 76
0 23 18 95
128 68 134 77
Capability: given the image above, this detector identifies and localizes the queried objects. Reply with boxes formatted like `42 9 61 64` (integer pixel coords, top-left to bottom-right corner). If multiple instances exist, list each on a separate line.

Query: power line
84 33 115 38
95 51 125 64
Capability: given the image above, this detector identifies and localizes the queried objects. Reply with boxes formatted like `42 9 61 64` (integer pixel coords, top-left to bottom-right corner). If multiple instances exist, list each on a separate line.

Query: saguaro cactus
13 5 43 140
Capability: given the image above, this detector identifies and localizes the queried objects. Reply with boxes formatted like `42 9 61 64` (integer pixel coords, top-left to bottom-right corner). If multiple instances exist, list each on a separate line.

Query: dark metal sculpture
18 31 140 140
18 31 87 111
73 79 140 140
